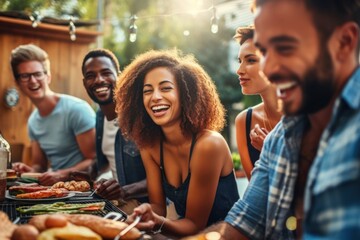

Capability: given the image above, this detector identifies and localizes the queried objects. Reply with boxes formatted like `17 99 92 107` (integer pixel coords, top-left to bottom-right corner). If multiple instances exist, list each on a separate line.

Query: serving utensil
114 215 141 240
88 187 98 197
12 217 20 224
103 211 126 222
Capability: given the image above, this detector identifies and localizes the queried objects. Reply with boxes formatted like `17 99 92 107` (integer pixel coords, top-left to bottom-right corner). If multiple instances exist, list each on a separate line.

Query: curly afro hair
114 49 226 148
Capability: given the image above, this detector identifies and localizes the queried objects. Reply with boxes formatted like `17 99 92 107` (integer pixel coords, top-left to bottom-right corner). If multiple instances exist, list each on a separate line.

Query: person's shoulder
235 108 248 122
235 107 251 127
139 143 160 163
195 130 227 150
60 95 94 112
60 94 88 104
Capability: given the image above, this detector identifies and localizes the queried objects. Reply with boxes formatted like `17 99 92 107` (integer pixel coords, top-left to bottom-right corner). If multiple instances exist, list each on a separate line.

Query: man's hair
253 0 360 54
81 48 120 76
114 49 226 148
10 44 50 81
234 26 255 45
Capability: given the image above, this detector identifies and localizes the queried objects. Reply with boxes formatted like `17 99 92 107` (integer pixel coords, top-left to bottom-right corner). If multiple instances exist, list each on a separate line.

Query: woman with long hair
234 26 282 180
114 49 239 237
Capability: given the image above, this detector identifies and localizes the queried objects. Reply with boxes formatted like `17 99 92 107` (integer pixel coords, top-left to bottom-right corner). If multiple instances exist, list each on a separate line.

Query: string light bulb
29 12 41 28
210 6 219 34
69 17 76 41
129 15 138 43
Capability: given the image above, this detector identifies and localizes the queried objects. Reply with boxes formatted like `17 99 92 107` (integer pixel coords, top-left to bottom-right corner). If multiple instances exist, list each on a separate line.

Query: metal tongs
103 212 127 222
114 215 142 240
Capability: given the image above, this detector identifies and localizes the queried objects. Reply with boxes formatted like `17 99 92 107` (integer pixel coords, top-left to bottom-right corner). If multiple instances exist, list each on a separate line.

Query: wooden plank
0 16 101 44
0 17 99 164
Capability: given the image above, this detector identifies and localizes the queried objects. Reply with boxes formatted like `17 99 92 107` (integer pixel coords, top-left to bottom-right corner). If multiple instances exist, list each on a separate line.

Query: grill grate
1 199 127 224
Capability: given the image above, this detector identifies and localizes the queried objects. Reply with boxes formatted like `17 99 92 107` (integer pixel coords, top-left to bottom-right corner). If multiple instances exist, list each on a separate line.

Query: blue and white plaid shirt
225 67 360 239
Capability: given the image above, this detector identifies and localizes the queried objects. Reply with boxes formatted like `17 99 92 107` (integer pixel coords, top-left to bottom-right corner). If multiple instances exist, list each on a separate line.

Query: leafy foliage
1 0 261 145
232 152 242 171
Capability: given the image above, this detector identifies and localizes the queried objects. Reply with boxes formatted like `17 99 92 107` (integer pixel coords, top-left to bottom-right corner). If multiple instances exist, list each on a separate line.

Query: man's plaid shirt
225 67 360 239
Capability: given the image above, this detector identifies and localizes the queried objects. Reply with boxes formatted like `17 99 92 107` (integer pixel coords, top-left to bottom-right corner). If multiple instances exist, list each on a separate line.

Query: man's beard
284 46 335 115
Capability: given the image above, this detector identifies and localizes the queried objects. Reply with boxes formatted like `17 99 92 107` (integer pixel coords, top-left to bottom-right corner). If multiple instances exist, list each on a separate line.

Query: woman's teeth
152 105 169 112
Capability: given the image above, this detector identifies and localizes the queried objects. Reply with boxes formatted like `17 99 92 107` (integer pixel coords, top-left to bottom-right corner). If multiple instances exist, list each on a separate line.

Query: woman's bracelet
152 216 166 234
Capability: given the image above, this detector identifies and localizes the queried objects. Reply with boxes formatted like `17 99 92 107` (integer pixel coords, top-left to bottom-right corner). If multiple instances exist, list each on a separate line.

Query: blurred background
0 1 257 188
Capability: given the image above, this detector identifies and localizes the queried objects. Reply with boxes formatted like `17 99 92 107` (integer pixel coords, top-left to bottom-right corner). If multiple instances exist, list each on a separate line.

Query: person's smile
274 81 298 100
151 104 170 117
239 77 251 86
91 83 112 99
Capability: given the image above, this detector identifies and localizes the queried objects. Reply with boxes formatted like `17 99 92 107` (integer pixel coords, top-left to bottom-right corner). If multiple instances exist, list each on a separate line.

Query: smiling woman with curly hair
114 49 239 237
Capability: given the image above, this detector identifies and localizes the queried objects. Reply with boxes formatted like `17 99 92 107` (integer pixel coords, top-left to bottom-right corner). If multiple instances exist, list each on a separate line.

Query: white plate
5 190 75 202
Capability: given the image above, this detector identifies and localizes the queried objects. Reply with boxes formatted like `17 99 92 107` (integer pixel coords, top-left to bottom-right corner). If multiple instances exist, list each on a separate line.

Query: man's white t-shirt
101 117 118 181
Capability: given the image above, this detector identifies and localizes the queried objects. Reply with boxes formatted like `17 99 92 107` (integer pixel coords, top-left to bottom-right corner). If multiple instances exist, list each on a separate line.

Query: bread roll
21 172 43 180
11 225 39 240
28 215 48 232
29 214 141 239
37 223 101 240
65 214 141 239
0 211 17 240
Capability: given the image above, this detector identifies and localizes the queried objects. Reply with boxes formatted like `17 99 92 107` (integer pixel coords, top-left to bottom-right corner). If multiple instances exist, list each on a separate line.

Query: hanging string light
210 6 219 34
27 0 230 41
69 16 76 41
129 15 138 43
29 12 41 28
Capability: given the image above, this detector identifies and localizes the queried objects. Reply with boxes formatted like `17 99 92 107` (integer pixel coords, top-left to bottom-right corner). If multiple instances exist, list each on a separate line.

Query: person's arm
94 178 147 200
30 140 48 172
182 222 249 240
12 140 46 174
39 128 96 185
223 142 271 239
68 161 98 183
140 147 167 216
122 179 147 199
62 128 96 173
172 132 230 235
134 132 233 237
56 99 96 175
235 110 254 180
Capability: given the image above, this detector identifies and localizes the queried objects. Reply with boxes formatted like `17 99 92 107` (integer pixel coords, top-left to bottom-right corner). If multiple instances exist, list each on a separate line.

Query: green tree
0 0 258 144
102 0 243 141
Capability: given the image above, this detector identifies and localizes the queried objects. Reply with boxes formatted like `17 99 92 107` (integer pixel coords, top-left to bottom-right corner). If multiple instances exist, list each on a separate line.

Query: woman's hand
129 203 165 232
250 124 269 151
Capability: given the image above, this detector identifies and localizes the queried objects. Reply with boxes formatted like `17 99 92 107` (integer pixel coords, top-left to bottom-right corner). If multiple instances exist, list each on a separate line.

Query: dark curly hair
114 49 226 148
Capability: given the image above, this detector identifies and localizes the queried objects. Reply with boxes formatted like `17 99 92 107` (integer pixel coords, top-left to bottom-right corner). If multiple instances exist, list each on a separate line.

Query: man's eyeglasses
17 71 47 83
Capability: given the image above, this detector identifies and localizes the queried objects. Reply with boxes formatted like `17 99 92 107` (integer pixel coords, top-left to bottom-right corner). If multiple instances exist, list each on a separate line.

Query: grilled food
29 213 141 239
16 188 67 199
37 222 101 240
9 184 49 196
17 201 105 215
52 181 90 192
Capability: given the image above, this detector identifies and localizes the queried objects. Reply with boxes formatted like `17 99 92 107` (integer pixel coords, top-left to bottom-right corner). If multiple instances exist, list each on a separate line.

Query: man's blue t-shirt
28 94 95 171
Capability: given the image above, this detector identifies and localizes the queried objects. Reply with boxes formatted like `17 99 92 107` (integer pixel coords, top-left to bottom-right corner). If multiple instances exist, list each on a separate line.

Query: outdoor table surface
0 189 177 240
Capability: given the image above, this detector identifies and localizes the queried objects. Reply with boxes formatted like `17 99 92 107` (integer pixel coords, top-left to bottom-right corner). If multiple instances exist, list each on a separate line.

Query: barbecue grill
1 198 127 224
